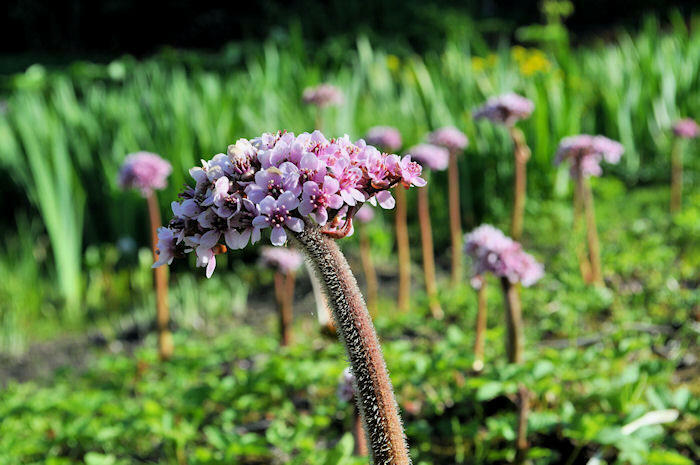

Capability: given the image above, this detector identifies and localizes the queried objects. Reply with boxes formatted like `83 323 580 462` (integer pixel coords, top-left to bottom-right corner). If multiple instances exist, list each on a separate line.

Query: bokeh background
0 1 698 464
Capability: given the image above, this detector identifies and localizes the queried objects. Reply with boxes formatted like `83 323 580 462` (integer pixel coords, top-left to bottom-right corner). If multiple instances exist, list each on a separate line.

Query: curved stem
147 192 172 361
417 185 443 319
500 278 523 364
395 187 411 312
473 276 487 372
509 127 530 241
292 223 411 464
448 151 463 286
670 139 683 213
360 227 379 317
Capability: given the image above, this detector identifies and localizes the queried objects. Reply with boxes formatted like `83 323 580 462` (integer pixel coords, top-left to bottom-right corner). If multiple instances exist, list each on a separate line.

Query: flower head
472 93 534 126
464 224 543 287
354 204 375 223
407 143 449 171
365 126 403 152
259 246 304 274
154 130 424 277
554 135 624 178
428 126 469 153
672 118 699 139
118 152 172 196
302 84 344 108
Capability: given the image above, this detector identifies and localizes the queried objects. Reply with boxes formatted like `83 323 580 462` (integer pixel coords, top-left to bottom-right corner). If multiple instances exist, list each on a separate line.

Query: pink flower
464 224 543 287
245 162 301 203
354 204 375 223
118 152 172 196
259 246 304 274
428 126 469 152
473 93 534 125
302 83 344 108
252 192 304 246
365 126 403 152
152 227 177 268
407 144 449 171
299 176 344 225
672 118 699 139
554 135 624 178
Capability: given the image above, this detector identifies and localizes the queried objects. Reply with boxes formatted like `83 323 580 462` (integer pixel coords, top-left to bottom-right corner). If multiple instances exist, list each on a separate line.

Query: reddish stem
274 271 295 346
395 187 411 312
500 278 523 364
359 226 379 317
417 185 443 319
448 151 463 286
353 404 369 457
473 276 487 372
147 192 172 361
509 126 530 241
670 139 682 213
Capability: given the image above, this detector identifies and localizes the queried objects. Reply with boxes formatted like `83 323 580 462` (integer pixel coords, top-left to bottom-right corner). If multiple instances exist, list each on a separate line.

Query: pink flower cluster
428 126 469 153
365 126 403 152
302 84 344 108
118 152 172 196
153 130 425 277
473 93 534 126
464 224 544 287
554 135 624 178
259 246 304 274
337 367 356 403
408 143 449 171
672 118 699 139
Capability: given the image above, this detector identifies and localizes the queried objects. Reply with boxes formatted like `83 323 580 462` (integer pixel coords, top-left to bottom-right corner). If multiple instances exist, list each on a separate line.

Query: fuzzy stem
292 223 411 465
147 192 172 361
274 271 295 346
509 127 530 241
353 404 369 457
670 139 683 213
360 226 379 317
572 169 592 283
417 184 443 319
500 277 523 364
448 151 463 286
395 187 411 312
472 276 487 372
581 176 603 286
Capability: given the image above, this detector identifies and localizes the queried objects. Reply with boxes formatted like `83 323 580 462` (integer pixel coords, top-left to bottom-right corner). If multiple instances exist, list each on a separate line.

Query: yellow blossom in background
471 54 498 73
386 54 400 72
511 47 552 76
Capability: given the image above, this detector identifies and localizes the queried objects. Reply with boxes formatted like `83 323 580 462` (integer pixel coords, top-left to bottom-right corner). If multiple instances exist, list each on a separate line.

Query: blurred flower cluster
154 130 425 277
118 152 172 196
473 93 534 126
408 144 449 171
554 135 624 177
672 118 699 139
464 224 544 287
428 126 469 153
259 246 304 274
302 84 344 108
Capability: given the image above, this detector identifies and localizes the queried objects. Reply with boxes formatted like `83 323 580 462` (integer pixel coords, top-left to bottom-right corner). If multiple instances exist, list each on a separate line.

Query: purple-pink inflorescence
153 130 425 277
554 135 624 178
302 84 344 108
472 93 534 126
672 118 699 139
337 367 356 402
118 152 172 196
259 246 304 274
365 126 403 152
464 224 544 287
428 126 469 153
408 143 450 171
354 204 375 223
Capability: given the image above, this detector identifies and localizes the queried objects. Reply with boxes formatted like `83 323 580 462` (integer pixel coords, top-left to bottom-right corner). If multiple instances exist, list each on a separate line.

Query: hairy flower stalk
154 130 423 464
119 152 173 360
429 127 468 286
356 205 379 316
410 143 449 318
465 225 543 462
260 247 303 346
670 118 698 212
555 135 623 285
473 93 534 241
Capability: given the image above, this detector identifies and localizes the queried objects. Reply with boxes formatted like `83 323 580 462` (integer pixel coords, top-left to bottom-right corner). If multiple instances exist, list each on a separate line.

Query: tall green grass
0 14 698 326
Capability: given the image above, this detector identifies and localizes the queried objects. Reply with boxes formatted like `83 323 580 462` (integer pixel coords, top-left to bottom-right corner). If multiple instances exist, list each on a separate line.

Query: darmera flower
407 143 449 171
428 126 469 152
672 118 699 139
259 246 304 274
473 93 534 126
365 126 403 152
554 135 624 178
118 152 172 196
302 84 344 108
